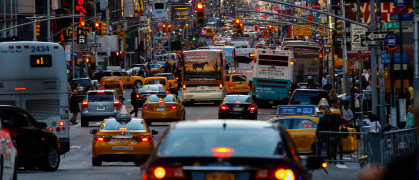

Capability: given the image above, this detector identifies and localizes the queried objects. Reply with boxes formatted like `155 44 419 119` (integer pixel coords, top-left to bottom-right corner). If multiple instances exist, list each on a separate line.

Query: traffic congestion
0 0 418 179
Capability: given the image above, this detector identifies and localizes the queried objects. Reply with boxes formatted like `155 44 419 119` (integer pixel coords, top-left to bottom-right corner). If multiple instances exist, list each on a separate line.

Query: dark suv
70 78 96 102
0 106 61 171
289 89 329 105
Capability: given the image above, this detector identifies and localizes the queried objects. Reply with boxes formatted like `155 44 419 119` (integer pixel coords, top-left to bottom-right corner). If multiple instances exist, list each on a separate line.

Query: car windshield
145 79 166 85
71 79 91 87
148 95 174 103
100 120 146 131
139 86 161 93
102 83 121 89
87 92 114 102
157 74 174 80
291 91 327 105
158 129 284 158
232 75 247 82
225 96 251 104
102 72 112 76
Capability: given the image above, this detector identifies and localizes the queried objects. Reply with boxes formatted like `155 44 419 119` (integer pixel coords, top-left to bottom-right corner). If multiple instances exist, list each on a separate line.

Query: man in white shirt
342 103 354 125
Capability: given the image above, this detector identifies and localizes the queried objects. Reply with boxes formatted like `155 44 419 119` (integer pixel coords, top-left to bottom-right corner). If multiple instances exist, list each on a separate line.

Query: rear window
145 79 166 85
139 86 161 93
158 129 284 158
101 120 145 131
103 83 121 89
71 79 91 88
225 96 251 103
87 92 115 102
291 91 328 105
157 74 174 80
271 118 317 129
148 95 174 103
102 72 112 76
232 75 247 82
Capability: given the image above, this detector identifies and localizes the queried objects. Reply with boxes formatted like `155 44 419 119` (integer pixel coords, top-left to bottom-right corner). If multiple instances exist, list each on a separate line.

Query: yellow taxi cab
90 106 158 166
142 94 185 126
101 76 124 100
206 27 216 37
225 74 251 94
155 73 178 94
267 105 358 154
144 77 170 92
316 98 342 116
104 70 144 87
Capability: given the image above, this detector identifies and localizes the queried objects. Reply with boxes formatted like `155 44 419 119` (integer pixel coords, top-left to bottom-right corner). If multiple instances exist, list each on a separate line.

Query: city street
17 90 361 180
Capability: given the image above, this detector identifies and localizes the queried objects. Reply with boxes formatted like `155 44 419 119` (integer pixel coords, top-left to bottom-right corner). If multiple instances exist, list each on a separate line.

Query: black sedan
140 120 324 180
137 84 167 107
218 95 258 120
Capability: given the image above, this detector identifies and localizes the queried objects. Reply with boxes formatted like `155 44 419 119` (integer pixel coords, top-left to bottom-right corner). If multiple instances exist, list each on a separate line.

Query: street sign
362 40 380 46
118 32 127 40
324 47 331 53
91 43 101 47
335 36 351 43
366 31 393 41
77 51 83 62
80 48 91 52
390 14 414 21
384 34 399 48
383 21 414 30
293 24 313 36
394 0 407 8
261 30 271 39
77 28 86 44
351 24 368 51
380 53 407 64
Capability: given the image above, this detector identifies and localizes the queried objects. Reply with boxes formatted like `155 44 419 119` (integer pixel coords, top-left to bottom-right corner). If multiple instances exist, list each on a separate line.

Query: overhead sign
91 43 101 47
380 53 407 64
384 34 399 48
77 28 85 44
390 13 414 21
317 26 325 36
293 24 313 36
351 24 369 51
261 30 271 39
335 36 351 43
277 105 316 116
394 0 407 8
366 31 393 41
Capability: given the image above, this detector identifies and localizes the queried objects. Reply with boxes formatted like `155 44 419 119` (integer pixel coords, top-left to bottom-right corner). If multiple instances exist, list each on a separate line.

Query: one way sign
366 31 393 41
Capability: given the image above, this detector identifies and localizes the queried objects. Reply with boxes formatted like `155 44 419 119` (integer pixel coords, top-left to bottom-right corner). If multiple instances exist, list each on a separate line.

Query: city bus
182 50 226 105
252 48 294 107
0 41 70 154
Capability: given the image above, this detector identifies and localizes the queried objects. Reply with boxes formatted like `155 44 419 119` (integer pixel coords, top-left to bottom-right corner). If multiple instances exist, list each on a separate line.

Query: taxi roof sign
277 105 316 116
115 105 132 120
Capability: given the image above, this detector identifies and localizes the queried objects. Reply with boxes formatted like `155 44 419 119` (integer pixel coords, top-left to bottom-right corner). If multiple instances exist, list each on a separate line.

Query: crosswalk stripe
336 164 348 169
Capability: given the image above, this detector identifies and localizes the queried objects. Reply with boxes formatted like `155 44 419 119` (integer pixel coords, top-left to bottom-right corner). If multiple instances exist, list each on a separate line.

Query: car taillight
81 101 88 108
170 105 177 110
95 135 111 142
219 84 223 89
182 84 186 90
228 82 233 87
255 168 295 180
151 166 185 179
248 106 256 111
136 94 140 98
114 101 121 107
144 105 151 110
134 135 150 142
220 105 229 110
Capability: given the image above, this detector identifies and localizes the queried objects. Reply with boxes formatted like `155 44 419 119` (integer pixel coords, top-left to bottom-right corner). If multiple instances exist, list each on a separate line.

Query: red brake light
220 105 229 110
59 121 65 126
182 84 186 90
228 82 233 87
114 101 121 107
82 101 88 108
236 101 241 104
134 135 150 142
211 147 234 158
144 105 150 110
275 169 295 180
255 168 295 180
249 106 256 111
95 135 111 142
141 137 149 142
97 90 104 93
119 127 127 131
171 105 177 110
153 167 166 179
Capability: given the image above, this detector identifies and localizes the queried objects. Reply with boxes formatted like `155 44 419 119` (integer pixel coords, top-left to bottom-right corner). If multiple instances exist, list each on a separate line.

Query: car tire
81 117 88 127
180 111 186 120
134 81 142 87
92 157 102 166
42 146 60 171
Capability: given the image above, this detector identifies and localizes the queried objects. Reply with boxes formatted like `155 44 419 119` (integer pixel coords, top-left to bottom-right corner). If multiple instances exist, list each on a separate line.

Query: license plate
112 139 128 145
197 86 207 90
157 107 164 111
112 146 133 150
206 172 235 180
97 105 105 110
233 107 242 112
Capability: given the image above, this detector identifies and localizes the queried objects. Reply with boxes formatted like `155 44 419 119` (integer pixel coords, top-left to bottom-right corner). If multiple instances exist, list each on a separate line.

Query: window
112 72 122 76
101 120 145 131
71 79 91 88
145 79 166 85
225 76 230 81
155 3 164 9
11 111 33 128
232 75 247 82
148 95 175 103
271 118 292 129
225 96 251 103
87 92 115 102
120 72 130 76
292 119 317 129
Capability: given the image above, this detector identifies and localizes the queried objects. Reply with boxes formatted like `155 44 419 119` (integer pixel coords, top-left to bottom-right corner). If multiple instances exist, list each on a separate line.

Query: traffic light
94 22 101 35
168 24 172 32
117 25 122 33
336 20 342 36
162 24 166 34
101 23 107 35
148 29 152 36
196 2 205 25
268 25 273 33
255 24 258 31
35 24 40 37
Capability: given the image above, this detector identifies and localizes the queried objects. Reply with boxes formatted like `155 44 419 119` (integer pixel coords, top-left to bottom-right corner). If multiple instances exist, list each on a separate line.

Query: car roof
170 120 278 130
71 78 90 80
87 90 116 93
145 77 167 80
141 84 164 88
156 73 174 76
226 94 251 97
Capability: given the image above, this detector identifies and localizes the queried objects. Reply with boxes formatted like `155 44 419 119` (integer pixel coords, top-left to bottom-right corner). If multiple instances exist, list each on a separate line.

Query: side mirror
306 156 326 170
152 130 158 135
90 129 98 134
37 122 47 129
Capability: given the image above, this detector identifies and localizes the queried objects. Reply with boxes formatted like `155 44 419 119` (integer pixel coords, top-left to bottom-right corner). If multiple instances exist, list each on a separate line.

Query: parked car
80 90 122 127
0 105 59 172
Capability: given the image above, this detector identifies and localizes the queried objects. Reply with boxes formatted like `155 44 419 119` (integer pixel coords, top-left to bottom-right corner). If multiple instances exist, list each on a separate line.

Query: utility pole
47 0 51 42
377 0 386 125
369 0 378 116
341 0 349 95
72 0 76 79
415 0 419 94
94 0 98 73
356 0 364 125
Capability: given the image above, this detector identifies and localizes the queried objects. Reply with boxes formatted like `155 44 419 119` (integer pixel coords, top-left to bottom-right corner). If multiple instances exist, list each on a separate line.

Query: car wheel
181 111 186 120
134 81 142 87
81 117 88 127
42 147 60 171
92 157 102 166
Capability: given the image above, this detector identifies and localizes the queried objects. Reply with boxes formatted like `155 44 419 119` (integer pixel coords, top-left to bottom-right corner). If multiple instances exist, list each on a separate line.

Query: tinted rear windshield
103 83 121 89
87 92 114 101
291 91 328 105
157 75 174 80
148 95 174 103
225 96 251 103
158 129 284 158
71 80 91 87
145 79 166 85
139 86 161 93
101 120 145 131
232 75 247 82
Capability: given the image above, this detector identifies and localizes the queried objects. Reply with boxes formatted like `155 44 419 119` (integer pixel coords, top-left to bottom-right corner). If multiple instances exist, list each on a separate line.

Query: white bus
0 41 70 154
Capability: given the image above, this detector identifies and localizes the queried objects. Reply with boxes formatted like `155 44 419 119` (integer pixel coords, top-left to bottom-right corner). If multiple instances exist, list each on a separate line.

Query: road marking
127 100 131 102
71 146 81 149
336 164 348 169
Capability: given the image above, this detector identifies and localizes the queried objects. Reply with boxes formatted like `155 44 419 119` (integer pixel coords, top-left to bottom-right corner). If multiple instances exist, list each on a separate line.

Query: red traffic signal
149 29 152 33
197 3 204 10
168 24 172 28
162 24 166 28
95 22 100 29
235 19 240 24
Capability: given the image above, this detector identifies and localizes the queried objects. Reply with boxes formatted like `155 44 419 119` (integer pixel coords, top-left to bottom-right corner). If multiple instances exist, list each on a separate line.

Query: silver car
80 90 121 127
